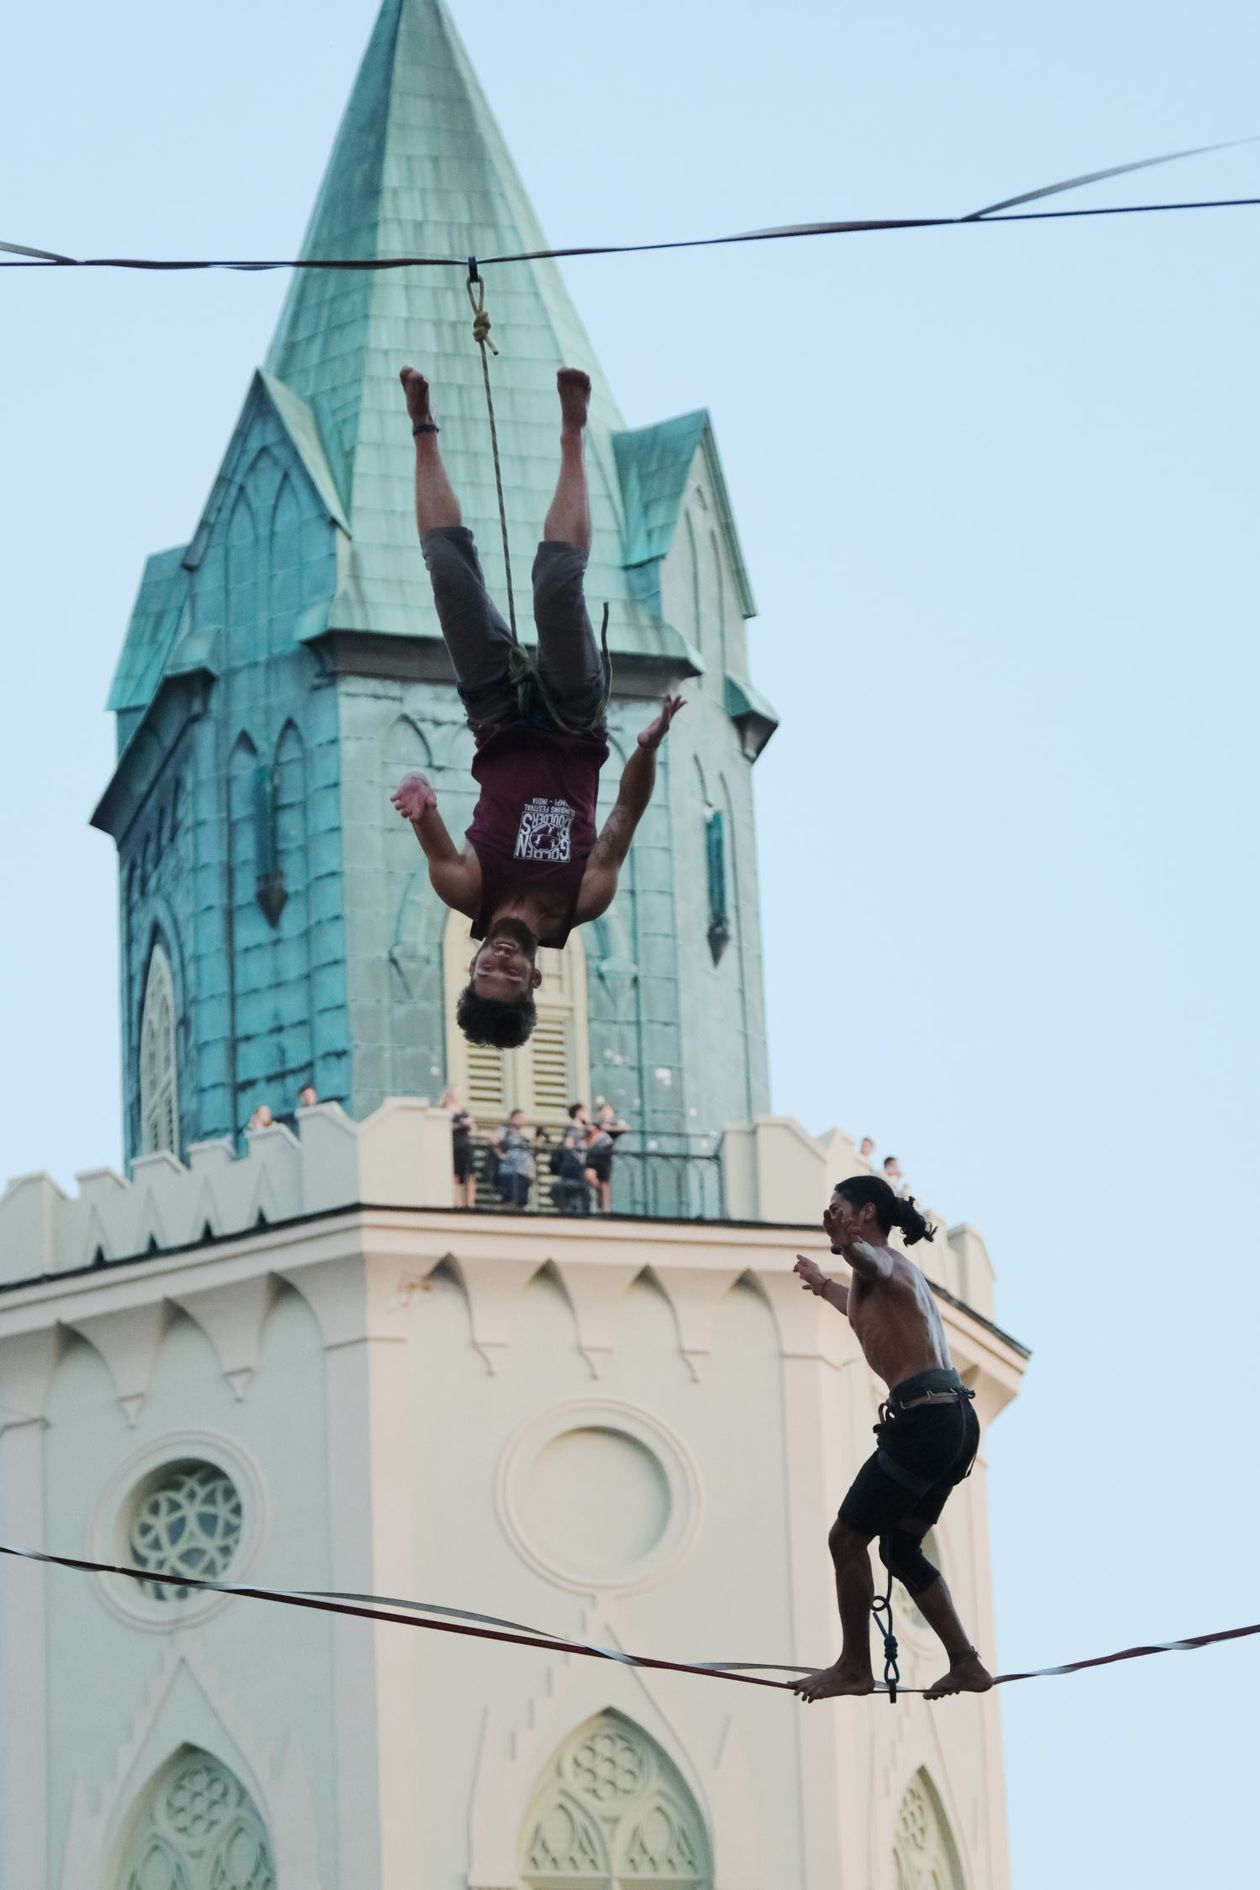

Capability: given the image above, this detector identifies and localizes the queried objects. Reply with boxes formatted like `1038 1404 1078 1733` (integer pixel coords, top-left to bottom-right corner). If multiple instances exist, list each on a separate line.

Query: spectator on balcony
492 1109 535 1211
882 1154 908 1197
247 1104 274 1132
858 1135 875 1166
585 1102 627 1214
553 1103 593 1214
442 1087 478 1209
298 1084 318 1109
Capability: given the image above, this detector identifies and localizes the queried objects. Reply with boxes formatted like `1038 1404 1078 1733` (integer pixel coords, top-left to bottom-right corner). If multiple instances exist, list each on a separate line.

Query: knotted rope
466 258 517 640
872 1569 901 1705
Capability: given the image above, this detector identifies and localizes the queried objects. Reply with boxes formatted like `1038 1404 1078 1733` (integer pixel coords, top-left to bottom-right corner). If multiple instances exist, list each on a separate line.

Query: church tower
0 8 1027 1890
93 0 777 1165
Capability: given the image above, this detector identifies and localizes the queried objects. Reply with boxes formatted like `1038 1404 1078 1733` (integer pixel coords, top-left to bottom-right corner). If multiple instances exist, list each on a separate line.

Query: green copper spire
265 0 653 650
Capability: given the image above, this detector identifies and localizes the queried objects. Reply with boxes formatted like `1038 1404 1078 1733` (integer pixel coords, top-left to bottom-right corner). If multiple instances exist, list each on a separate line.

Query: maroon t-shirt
466 723 609 949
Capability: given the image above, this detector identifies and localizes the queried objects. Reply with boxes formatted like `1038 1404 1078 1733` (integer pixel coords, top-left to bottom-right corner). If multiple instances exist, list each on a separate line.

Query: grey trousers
421 526 604 729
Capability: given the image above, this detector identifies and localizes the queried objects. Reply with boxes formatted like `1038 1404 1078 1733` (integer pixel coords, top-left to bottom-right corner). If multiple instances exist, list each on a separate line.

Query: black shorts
453 1141 475 1182
839 1369 979 1538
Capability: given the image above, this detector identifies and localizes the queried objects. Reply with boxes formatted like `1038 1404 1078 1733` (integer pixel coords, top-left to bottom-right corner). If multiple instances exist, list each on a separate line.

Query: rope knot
466 271 499 355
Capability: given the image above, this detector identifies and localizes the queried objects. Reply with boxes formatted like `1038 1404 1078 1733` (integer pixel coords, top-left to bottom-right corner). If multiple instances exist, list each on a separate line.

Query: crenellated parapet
0 1104 994 1317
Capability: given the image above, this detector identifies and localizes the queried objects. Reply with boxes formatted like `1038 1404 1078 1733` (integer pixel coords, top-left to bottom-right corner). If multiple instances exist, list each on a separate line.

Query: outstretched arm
794 1255 851 1314
390 772 479 917
837 1238 893 1282
576 696 685 921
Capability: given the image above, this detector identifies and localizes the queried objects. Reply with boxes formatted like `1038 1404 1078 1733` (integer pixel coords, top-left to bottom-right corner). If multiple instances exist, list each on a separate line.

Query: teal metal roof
261 0 671 654
614 410 756 623
107 546 192 714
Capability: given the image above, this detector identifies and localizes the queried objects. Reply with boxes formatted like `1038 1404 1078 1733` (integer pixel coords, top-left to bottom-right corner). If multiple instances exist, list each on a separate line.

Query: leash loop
873 1569 901 1705
465 258 515 637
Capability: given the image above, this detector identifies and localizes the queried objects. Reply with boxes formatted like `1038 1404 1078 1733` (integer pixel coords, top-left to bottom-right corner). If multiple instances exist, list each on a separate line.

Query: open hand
793 1254 829 1296
637 695 686 750
391 771 438 822
822 1198 861 1255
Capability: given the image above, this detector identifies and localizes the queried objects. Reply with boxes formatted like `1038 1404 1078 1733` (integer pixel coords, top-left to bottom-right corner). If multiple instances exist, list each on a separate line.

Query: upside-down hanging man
391 367 683 1049
792 1176 993 1702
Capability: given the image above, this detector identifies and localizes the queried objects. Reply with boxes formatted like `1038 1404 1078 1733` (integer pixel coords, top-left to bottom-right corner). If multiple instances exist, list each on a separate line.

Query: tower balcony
0 1101 1004 1333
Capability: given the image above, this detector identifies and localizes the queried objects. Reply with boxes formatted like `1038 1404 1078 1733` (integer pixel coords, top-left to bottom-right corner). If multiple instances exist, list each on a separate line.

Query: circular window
526 1428 671 1580
126 1460 244 1600
498 1401 702 1595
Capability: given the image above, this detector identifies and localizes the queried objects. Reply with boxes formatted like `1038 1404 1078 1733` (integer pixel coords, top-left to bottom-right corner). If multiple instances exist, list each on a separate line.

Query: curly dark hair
833 1175 936 1246
455 985 538 1050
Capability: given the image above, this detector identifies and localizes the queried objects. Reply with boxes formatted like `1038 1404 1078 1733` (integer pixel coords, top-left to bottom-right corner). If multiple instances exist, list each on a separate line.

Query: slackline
2 1542 1255 1699
2 133 1260 272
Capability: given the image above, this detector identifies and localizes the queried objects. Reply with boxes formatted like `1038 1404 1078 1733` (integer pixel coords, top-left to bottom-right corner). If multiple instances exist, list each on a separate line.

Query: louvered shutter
466 1038 508 1118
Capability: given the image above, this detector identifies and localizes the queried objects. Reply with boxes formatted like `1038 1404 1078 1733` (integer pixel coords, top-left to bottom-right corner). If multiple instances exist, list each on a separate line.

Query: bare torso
460 845 613 931
845 1244 952 1391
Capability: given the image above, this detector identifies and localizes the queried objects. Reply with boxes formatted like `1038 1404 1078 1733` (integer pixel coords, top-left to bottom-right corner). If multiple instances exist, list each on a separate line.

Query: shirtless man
791 1175 993 1702
390 366 683 1049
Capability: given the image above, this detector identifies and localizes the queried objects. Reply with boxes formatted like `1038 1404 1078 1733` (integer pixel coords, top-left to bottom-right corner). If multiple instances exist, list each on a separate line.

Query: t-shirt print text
514 797 576 863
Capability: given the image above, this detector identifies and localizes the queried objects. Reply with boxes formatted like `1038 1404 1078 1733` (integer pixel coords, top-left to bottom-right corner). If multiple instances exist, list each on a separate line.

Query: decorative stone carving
116 1749 275 1890
521 1712 708 1889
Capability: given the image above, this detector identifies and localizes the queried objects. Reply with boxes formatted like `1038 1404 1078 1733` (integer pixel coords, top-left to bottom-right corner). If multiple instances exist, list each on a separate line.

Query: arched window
521 1711 710 1888
893 1769 966 1890
114 1747 275 1890
139 943 180 1156
443 910 591 1129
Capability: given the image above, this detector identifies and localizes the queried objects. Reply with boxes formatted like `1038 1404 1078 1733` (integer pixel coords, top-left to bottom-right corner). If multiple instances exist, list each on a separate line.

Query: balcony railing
458 1133 725 1222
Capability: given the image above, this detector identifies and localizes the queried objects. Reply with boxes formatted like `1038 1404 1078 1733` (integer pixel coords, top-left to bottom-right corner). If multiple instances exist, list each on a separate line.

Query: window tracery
521 1712 709 1889
116 1749 274 1890
892 1770 966 1890
139 943 180 1155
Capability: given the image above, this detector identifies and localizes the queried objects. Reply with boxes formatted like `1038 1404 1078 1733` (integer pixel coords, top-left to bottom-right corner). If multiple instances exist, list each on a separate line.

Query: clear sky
2 1 1258 1882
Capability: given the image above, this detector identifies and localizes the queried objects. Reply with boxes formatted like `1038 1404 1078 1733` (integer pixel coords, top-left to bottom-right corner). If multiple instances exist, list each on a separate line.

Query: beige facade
0 1106 1025 1889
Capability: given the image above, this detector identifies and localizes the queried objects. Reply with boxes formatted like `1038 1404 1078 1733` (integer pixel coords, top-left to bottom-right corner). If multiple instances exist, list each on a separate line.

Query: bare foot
557 368 591 435
924 1650 993 1700
791 1662 876 1704
400 367 435 429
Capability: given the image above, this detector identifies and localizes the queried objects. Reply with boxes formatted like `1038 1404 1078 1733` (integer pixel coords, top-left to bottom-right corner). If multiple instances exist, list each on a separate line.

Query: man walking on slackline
391 367 683 1049
792 1176 993 1702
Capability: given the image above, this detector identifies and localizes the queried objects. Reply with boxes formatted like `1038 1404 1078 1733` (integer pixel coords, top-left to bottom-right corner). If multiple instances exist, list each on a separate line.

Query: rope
2 1541 1256 1700
466 258 516 641
872 1568 901 1705
5 133 1260 272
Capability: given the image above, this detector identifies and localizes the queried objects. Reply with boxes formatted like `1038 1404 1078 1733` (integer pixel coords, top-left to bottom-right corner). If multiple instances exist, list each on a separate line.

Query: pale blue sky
2 2 1258 1882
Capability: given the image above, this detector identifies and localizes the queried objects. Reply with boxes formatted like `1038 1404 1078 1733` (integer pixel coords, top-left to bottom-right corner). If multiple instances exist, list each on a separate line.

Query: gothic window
125 1461 244 1601
892 1769 966 1890
521 1712 710 1889
683 513 701 650
268 478 302 631
139 944 180 1156
704 809 730 965
709 532 728 676
442 910 591 1130
115 1748 275 1890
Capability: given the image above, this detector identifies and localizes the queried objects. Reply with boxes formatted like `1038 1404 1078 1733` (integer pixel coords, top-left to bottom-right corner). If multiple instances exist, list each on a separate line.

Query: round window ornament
127 1460 243 1601
90 1431 266 1632
498 1401 701 1595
